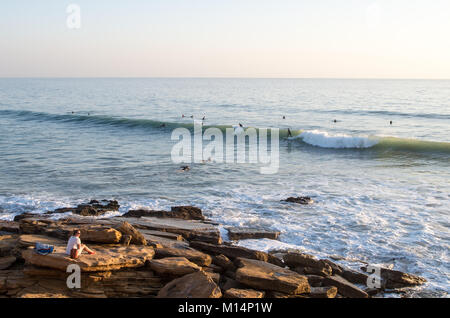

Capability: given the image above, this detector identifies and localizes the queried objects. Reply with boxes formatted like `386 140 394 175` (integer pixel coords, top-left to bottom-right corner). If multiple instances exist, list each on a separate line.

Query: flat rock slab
157 271 222 298
155 247 212 266
227 227 280 241
224 288 265 298
323 275 368 298
139 229 184 241
108 217 222 244
18 234 65 248
143 233 190 249
19 218 123 244
235 258 310 295
22 245 155 272
190 241 283 267
148 257 202 276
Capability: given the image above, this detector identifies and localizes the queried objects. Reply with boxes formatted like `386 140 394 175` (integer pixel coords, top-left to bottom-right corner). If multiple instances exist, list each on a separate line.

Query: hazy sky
1 0 449 78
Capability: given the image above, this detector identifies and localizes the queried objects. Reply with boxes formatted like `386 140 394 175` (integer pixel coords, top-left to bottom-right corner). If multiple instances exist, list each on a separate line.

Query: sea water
0 78 449 296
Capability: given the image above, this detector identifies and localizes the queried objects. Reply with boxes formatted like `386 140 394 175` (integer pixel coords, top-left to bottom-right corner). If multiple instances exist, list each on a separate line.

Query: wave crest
296 130 379 149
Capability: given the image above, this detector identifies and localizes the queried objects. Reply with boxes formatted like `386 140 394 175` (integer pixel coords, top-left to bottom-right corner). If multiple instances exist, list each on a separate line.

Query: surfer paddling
179 165 190 172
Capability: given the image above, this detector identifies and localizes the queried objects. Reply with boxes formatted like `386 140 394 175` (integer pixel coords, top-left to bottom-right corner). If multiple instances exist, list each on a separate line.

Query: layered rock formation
0 204 427 298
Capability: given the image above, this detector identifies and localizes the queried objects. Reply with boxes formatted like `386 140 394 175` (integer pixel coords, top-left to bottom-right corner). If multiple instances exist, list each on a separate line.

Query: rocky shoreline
0 200 426 298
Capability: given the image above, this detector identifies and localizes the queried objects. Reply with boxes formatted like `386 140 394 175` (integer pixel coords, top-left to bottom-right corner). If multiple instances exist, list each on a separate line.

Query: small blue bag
34 242 54 255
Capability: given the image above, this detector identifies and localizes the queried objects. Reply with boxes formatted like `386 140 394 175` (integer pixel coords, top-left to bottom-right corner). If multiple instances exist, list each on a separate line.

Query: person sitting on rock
66 229 95 259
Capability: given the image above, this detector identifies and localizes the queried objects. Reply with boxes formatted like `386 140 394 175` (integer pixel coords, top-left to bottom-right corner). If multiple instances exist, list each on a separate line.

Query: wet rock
282 196 314 205
294 266 332 277
322 259 344 276
170 206 205 220
224 288 265 298
283 252 332 276
148 257 202 276
50 200 120 217
13 213 41 222
322 275 368 298
235 258 310 295
227 227 280 241
0 220 19 233
157 271 222 298
365 287 382 296
342 268 369 285
116 221 146 245
309 286 338 298
154 247 212 266
123 206 204 221
361 265 427 289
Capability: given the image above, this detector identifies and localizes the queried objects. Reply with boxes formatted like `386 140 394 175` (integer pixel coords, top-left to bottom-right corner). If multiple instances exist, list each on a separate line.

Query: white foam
297 130 379 149
236 238 302 253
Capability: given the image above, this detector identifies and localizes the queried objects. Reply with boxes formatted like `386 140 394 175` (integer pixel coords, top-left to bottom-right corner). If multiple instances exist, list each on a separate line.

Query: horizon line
1 76 449 80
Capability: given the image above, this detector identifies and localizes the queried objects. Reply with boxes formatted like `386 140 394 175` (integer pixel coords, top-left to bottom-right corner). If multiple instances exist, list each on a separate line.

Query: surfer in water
160 123 166 128
239 123 243 128
390 120 393 125
283 116 285 119
287 128 292 137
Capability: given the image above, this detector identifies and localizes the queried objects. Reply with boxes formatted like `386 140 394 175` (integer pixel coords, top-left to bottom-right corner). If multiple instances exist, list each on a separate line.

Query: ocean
0 78 449 296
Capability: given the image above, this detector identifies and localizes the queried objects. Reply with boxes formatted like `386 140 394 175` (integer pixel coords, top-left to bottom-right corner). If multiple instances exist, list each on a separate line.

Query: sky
0 0 449 78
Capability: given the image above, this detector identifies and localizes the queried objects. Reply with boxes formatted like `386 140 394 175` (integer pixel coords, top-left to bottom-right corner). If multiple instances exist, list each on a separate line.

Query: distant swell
311 108 450 120
2 109 450 155
0 109 188 130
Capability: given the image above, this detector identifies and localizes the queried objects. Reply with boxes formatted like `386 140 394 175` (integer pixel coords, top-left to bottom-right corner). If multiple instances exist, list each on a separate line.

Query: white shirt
66 236 81 255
